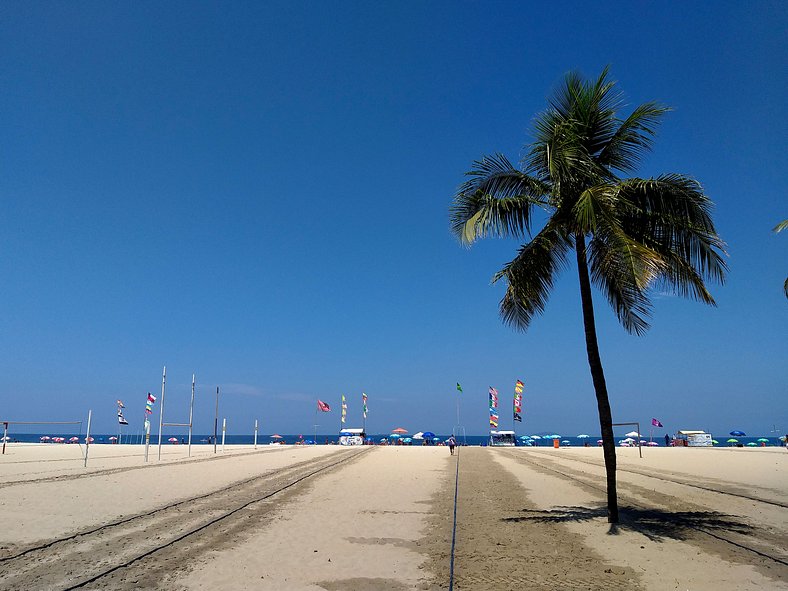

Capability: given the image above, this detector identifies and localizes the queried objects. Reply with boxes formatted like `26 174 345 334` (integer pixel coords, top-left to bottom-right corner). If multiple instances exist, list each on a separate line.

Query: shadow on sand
502 505 751 542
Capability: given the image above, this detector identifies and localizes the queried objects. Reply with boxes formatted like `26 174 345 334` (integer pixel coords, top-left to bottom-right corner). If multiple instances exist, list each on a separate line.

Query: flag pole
83 409 92 467
157 365 166 461
187 373 195 458
314 402 318 445
254 419 258 449
214 386 219 454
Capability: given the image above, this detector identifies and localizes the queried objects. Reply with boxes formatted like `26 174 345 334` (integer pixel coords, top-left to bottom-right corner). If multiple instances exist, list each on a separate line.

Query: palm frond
491 224 571 330
773 219 788 233
588 234 654 335
598 102 670 173
616 175 728 286
450 155 548 244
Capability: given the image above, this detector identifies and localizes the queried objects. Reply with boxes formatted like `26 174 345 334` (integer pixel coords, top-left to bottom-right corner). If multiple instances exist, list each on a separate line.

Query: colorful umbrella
746 442 757 447
168 437 178 443
757 438 769 442
392 427 408 434
270 434 283 439
69 437 79 442
726 438 738 443
389 433 401 439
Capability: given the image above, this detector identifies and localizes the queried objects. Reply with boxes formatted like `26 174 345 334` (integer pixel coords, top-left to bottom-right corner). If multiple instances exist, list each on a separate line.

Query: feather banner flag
317 399 331 412
456 383 463 393
514 380 523 422
341 395 347 424
362 392 368 419
145 392 156 415
489 386 499 428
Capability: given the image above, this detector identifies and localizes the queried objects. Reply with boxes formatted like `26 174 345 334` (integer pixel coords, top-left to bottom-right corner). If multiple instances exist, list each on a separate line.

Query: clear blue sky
1 2 785 437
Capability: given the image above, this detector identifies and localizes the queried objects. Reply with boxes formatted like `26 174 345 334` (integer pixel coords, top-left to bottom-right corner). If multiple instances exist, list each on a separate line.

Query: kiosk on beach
489 430 516 447
339 428 365 446
675 430 713 447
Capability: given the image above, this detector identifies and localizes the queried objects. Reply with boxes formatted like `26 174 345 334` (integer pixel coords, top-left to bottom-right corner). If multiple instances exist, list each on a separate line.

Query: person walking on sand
447 435 456 455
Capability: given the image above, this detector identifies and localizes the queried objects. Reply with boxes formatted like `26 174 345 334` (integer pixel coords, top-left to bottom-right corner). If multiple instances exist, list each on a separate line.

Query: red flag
651 418 663 428
317 399 331 412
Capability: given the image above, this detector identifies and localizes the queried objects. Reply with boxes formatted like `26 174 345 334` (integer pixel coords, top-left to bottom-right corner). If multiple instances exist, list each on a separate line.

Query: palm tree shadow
503 505 751 542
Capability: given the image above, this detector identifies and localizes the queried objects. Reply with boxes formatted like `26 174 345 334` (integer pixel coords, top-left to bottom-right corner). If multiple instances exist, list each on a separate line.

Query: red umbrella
392 427 408 434
85 437 94 443
69 437 79 443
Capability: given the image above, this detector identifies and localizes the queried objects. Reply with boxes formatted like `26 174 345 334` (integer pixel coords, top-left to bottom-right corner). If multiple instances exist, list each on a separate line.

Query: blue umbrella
730 430 746 436
403 437 412 443
389 434 401 439
422 431 436 439
339 431 353 436
432 437 441 441
519 435 531 440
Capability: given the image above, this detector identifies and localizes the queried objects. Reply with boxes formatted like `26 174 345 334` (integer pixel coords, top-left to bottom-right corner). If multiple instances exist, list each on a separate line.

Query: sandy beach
0 443 785 590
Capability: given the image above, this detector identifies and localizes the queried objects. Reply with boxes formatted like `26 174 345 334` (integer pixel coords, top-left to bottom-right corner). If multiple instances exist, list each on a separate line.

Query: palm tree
450 68 726 523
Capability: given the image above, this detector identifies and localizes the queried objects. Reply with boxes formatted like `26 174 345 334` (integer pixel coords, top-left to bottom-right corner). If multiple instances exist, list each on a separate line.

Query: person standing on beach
447 436 456 455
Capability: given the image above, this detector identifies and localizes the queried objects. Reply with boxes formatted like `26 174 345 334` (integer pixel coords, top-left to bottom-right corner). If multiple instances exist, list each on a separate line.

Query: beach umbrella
379 438 387 443
270 434 283 439
646 441 659 446
432 437 441 441
339 431 353 436
412 432 424 440
625 431 640 437
746 442 757 447
389 434 401 439
109 436 118 441
550 434 561 439
168 437 178 443
712 440 719 445
69 437 79 442
597 439 603 444
422 432 436 439
392 427 408 434
730 430 746 436
519 435 531 440
577 434 590 438
561 440 570 445
726 438 738 444
40 436 50 441
529 435 542 439
403 437 412 443
757 438 769 442
86 437 94 443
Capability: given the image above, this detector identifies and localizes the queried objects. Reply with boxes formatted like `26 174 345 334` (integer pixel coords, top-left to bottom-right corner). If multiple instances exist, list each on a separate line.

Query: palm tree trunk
575 233 619 523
